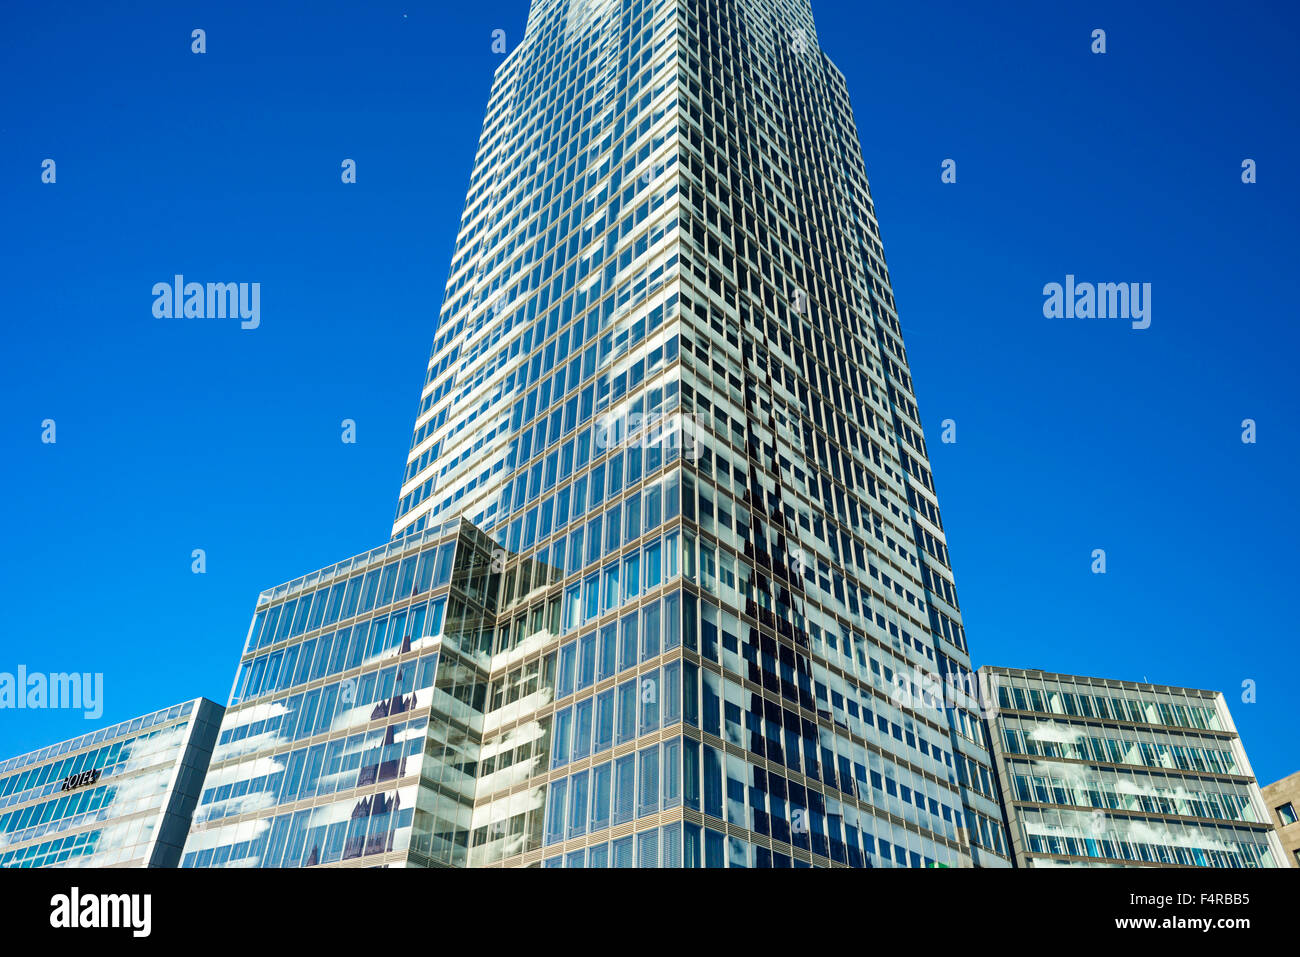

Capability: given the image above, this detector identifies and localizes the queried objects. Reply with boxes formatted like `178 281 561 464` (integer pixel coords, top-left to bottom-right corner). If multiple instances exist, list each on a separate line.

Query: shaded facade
979 666 1284 868
187 0 1009 868
0 698 222 868
1261 770 1300 868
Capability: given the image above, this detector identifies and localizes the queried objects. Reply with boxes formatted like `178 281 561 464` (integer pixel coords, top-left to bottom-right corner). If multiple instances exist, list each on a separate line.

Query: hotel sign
60 768 101 792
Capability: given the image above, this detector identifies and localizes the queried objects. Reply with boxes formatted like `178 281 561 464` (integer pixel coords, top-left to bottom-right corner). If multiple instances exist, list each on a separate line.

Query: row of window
544 741 682 845
197 719 428 826
0 700 195 777
184 783 417 869
1000 723 1240 775
673 588 968 805
514 458 676 558
0 759 179 850
232 597 442 707
550 663 683 770
215 654 437 764
558 535 680 631
413 316 680 529
1 828 101 868
552 593 681 698
0 722 187 814
1 810 162 869
502 325 679 491
527 730 975 865
542 818 950 870
684 528 989 753
1010 770 1260 823
408 76 682 532
1025 822 1276 868
996 683 1222 731
246 543 457 655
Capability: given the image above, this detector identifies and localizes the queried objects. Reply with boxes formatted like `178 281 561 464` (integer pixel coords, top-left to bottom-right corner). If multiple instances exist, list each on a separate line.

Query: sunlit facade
182 522 498 867
979 666 1285 868
185 0 1010 867
0 698 222 868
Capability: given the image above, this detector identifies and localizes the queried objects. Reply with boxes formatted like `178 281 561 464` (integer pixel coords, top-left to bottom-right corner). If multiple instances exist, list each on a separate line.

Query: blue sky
1 1 1297 785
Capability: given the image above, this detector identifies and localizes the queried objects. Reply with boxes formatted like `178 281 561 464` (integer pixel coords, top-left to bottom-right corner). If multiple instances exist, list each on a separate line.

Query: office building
1261 770 1300 868
0 698 223 868
979 666 1284 868
183 0 1009 867
181 522 493 867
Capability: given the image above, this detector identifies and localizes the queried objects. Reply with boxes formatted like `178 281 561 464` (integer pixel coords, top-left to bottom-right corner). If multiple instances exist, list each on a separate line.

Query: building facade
1261 770 1300 868
979 666 1284 869
181 521 495 867
183 0 1010 868
0 698 223 868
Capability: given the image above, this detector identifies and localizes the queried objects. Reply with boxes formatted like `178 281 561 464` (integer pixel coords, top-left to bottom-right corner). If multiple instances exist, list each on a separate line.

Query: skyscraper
182 0 1010 868
979 667 1284 868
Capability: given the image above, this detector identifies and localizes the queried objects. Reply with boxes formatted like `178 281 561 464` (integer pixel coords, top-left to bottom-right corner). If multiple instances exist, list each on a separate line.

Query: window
639 669 661 735
597 624 616 680
544 777 567 846
613 755 635 826
567 770 589 839
638 745 660 818
552 708 572 769
615 679 637 744
1277 802 1298 826
572 698 593 761
577 632 597 691
590 762 611 831
556 643 576 699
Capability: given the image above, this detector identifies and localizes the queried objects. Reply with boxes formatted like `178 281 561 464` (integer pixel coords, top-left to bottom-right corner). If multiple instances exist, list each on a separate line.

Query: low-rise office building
0 698 223 867
1261 770 1300 868
978 667 1284 868
181 521 493 868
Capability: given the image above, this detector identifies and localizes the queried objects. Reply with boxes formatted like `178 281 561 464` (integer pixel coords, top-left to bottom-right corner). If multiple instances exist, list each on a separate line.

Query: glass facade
979 666 1285 868
182 521 497 868
188 0 1010 867
0 698 222 868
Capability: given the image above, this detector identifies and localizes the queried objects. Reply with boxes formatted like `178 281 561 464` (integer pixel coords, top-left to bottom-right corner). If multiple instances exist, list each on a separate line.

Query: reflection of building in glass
186 0 1011 868
182 520 499 868
978 666 1284 868
0 698 223 868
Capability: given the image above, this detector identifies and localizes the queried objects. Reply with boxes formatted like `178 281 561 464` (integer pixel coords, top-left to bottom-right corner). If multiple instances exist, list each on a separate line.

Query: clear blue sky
2 1 1296 785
